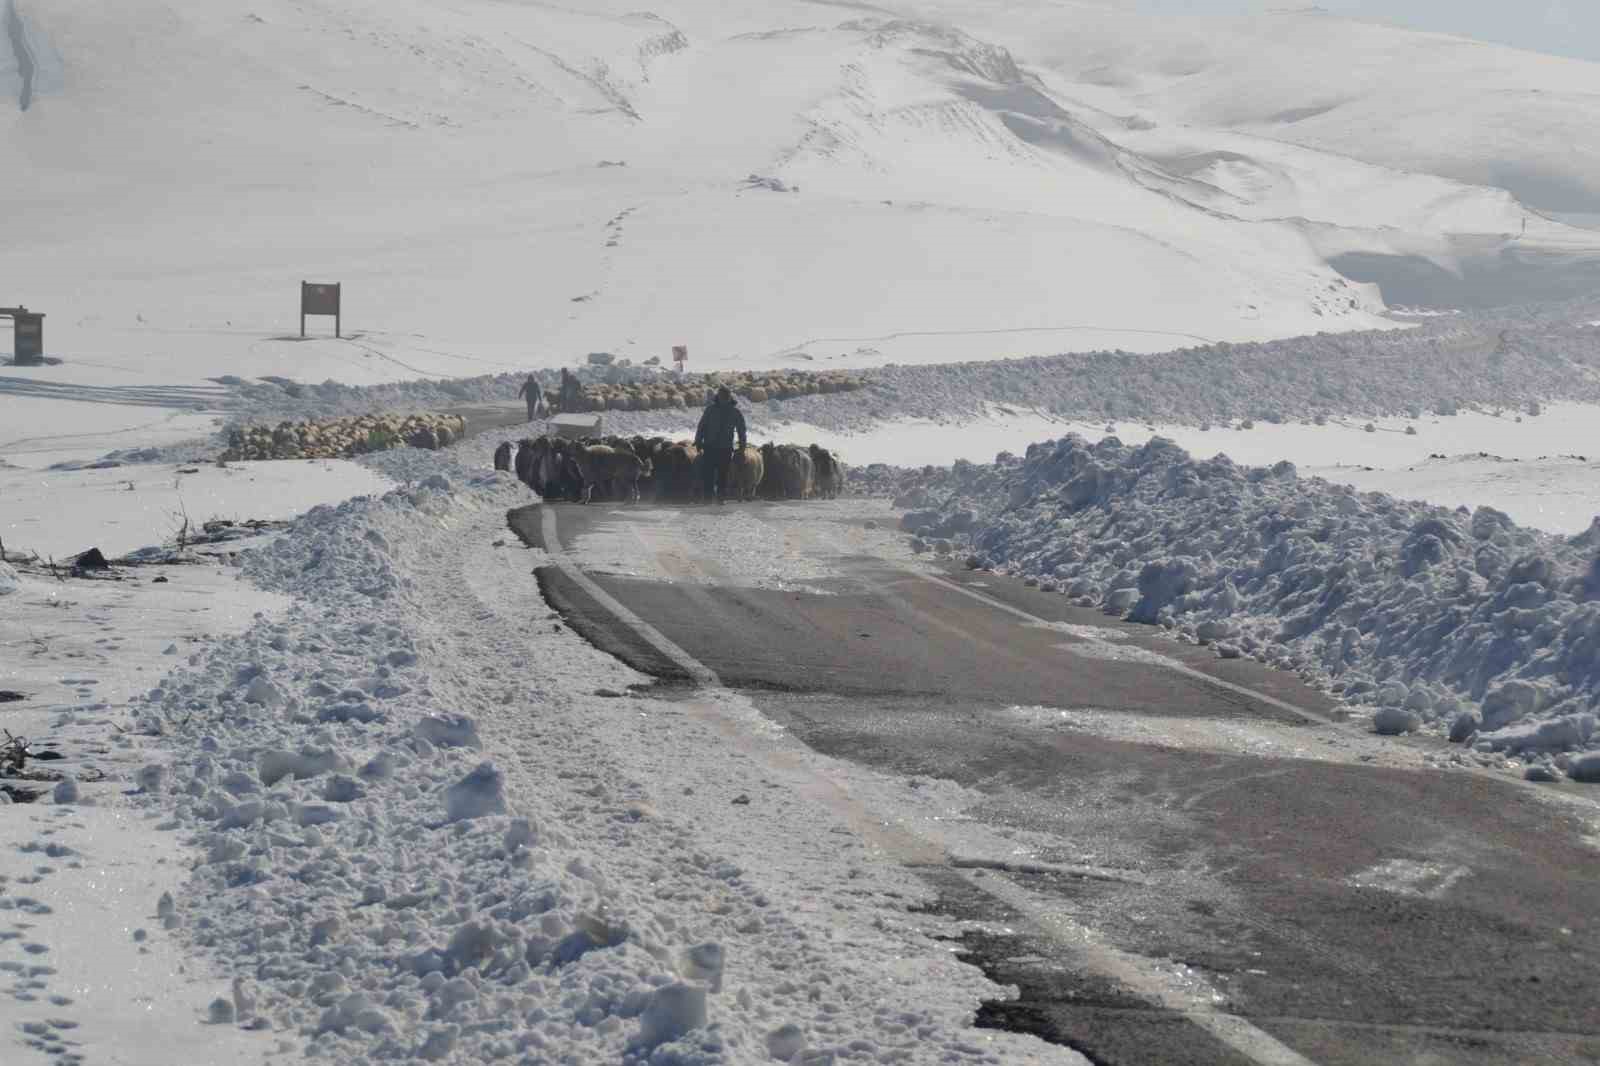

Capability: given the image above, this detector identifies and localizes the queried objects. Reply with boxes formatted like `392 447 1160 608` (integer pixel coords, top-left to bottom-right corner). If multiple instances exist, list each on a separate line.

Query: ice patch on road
561 498 928 593
1005 705 1429 770
1345 858 1472 900
1055 640 1187 669
1025 620 1131 641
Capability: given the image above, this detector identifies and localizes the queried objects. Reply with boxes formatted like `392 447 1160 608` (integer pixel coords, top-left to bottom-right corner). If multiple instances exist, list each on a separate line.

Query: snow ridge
894 433 1600 770
213 301 1600 444
122 446 1050 1064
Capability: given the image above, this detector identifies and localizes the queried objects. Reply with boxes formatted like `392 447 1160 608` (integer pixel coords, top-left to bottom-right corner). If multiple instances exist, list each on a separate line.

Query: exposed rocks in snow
1372 707 1422 736
1569 752 1600 783
892 432 1600 763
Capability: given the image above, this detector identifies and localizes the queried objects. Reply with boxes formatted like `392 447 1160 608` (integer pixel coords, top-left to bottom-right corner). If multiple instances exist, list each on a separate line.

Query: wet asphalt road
510 499 1600 1066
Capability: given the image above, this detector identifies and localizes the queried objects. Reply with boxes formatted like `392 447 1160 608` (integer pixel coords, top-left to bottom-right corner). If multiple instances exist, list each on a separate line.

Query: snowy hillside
6 0 1595 407
940 2 1600 216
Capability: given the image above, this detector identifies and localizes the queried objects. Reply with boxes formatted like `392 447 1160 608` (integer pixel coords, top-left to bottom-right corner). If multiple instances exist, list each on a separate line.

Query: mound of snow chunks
896 434 1600 778
122 475 750 1062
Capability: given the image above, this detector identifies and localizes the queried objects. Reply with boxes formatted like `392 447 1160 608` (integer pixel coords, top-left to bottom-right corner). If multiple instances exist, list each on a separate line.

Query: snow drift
883 434 1600 770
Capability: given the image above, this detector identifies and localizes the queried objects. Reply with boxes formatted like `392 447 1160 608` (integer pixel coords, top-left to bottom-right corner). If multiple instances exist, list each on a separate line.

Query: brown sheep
729 445 765 502
573 444 652 504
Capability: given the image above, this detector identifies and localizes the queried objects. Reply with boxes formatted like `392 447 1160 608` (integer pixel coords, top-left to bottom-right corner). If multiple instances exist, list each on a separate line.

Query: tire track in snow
770 322 1219 360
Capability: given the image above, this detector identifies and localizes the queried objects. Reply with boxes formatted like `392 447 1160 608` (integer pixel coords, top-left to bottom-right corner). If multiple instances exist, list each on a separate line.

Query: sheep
757 443 785 500
758 444 813 499
493 441 513 472
539 438 586 501
729 445 765 502
573 444 653 504
654 442 701 501
514 438 539 489
809 444 843 498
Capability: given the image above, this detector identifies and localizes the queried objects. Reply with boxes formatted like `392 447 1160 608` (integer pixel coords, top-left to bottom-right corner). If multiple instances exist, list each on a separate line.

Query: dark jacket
695 396 747 451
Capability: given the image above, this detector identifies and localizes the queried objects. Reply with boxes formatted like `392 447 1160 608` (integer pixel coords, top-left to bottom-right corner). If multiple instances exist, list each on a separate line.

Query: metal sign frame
300 282 342 338
0 306 44 366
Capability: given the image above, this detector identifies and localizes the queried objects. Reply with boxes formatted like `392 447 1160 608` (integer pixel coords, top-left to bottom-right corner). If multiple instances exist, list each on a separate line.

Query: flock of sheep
493 435 847 504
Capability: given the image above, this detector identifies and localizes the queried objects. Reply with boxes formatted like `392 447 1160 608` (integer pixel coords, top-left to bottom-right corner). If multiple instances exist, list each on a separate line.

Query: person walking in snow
558 367 581 413
694 385 747 505
517 374 544 421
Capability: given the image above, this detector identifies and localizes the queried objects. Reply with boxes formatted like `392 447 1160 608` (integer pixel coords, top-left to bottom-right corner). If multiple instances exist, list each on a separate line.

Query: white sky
1127 1 1600 63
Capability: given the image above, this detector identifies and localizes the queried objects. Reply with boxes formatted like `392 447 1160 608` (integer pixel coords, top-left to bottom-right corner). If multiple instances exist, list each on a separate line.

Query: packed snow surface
0 458 393 560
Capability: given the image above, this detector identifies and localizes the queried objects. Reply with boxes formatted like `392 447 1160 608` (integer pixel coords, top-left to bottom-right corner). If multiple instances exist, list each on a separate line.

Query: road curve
511 498 1600 1066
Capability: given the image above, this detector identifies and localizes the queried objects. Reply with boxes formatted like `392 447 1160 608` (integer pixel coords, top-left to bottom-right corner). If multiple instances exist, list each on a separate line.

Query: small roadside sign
1 306 44 365
301 282 342 338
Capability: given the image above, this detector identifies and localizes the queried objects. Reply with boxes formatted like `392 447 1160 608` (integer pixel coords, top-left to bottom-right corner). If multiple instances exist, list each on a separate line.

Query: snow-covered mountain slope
3 0 1595 395
946 2 1600 216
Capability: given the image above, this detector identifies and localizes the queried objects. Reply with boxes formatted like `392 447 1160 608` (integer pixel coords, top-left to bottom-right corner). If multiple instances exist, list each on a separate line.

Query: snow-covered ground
0 459 394 560
5 392 1595 1063
0 548 289 1063
9 0 1600 429
7 0 1600 1060
0 443 1081 1065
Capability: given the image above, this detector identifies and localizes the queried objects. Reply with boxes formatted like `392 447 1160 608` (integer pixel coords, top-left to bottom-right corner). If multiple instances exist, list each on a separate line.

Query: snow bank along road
3 456 1080 1066
516 498 1600 1066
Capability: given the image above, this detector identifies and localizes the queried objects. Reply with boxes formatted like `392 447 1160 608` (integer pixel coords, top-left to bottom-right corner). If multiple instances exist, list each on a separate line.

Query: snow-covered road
519 496 1600 1066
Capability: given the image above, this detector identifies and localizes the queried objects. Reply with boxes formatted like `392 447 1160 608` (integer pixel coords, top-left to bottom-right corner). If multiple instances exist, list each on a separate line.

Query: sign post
300 282 342 338
1 306 44 366
672 344 687 374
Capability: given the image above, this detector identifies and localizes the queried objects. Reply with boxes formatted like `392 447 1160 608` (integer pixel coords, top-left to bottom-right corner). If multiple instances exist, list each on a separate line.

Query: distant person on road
517 374 544 421
694 385 747 505
559 367 582 413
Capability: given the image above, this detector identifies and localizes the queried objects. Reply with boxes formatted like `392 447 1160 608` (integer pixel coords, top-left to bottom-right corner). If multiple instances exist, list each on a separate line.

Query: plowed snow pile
109 451 1061 1065
887 435 1600 776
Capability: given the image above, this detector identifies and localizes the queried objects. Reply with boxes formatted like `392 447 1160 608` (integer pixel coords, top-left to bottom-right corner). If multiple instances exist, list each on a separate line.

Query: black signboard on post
1 306 44 366
15 312 43 365
301 282 342 338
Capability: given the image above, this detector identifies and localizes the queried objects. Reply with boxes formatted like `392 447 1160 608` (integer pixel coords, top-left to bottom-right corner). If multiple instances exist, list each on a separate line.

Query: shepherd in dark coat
517 374 544 421
693 386 747 504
